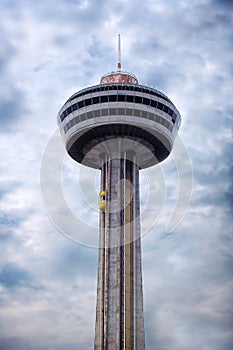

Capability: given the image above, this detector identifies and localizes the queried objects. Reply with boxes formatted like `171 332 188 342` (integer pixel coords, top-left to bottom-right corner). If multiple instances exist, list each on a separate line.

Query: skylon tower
57 35 181 350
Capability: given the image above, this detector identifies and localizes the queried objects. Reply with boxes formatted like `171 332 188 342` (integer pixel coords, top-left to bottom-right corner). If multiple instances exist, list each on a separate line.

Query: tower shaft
95 153 145 350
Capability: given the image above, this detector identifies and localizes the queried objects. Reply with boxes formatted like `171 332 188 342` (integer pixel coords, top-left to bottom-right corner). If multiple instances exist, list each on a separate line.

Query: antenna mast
117 33 121 71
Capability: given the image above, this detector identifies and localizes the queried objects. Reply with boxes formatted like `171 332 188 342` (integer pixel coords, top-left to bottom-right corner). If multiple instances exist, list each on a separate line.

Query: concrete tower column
94 150 145 350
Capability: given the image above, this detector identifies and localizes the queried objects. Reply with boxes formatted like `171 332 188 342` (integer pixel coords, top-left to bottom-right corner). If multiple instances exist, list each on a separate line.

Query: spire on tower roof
117 33 121 71
100 34 138 85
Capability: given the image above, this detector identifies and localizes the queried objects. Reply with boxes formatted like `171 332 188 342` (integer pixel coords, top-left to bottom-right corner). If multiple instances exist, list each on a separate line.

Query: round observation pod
57 70 181 169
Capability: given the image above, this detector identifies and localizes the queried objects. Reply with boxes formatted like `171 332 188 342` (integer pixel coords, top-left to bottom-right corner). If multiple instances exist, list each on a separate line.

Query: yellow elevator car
99 190 106 211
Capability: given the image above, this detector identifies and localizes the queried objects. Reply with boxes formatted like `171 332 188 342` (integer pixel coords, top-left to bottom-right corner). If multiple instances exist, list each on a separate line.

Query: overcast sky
0 0 233 349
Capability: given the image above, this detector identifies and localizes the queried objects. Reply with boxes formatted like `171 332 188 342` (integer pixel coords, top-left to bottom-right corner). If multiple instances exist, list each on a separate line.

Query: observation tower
57 35 181 350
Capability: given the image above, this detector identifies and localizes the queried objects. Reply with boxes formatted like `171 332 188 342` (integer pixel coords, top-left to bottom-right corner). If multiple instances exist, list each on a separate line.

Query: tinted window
66 106 71 114
102 109 108 116
143 98 150 105
150 100 157 108
78 101 84 108
101 95 108 103
157 102 163 110
118 94 126 102
109 95 117 102
93 110 100 117
60 112 65 122
168 108 173 116
71 104 78 112
135 96 142 104
118 108 125 115
134 110 141 117
86 112 93 119
93 96 99 104
126 108 133 116
126 95 134 103
85 98 91 106
109 108 117 115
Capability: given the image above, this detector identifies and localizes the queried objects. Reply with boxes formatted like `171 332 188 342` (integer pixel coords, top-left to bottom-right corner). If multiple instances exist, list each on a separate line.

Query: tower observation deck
57 35 181 349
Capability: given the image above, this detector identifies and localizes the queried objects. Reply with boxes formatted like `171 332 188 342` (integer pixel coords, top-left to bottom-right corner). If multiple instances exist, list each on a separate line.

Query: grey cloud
0 337 31 350
0 214 20 246
0 29 27 131
47 241 97 281
28 0 107 28
143 240 233 349
0 338 91 350
0 263 41 290
188 134 233 212
0 90 26 131
213 0 233 9
87 36 104 59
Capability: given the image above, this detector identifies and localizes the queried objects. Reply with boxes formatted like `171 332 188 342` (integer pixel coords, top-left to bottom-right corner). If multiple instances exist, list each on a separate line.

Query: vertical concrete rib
105 157 122 349
124 155 134 350
94 156 107 350
104 158 109 350
133 158 145 350
120 157 125 349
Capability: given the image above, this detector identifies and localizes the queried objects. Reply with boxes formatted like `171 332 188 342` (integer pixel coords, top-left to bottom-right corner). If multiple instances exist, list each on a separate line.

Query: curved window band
68 84 172 104
60 94 178 123
63 108 175 135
